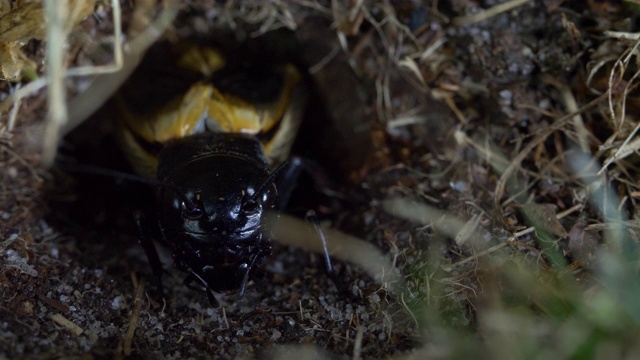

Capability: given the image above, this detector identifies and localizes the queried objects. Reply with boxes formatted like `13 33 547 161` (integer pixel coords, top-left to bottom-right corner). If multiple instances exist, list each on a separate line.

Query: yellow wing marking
206 64 301 137
176 46 226 77
116 83 213 177
115 46 306 176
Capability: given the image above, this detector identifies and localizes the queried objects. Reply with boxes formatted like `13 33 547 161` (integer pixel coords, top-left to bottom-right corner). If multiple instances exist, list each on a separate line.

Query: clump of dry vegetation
3 0 640 358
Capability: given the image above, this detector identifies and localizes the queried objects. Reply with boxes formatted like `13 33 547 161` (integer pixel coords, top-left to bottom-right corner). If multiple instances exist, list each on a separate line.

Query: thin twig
42 0 68 166
124 278 145 356
452 0 531 26
352 325 365 360
442 203 582 271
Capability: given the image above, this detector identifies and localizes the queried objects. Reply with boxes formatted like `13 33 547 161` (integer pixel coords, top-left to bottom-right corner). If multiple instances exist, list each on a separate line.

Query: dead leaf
0 0 95 81
0 1 45 43
0 40 34 80
521 202 568 238
567 218 600 265
331 0 364 36
455 213 483 246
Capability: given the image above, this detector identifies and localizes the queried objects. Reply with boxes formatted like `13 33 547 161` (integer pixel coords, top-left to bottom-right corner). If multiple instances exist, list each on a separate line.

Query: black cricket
137 132 306 307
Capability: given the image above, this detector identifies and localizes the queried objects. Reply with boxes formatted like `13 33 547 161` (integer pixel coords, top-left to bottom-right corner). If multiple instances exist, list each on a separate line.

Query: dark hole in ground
45 22 374 310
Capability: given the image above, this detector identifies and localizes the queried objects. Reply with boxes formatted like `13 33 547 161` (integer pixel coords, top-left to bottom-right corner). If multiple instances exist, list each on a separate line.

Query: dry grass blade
452 0 531 26
604 30 640 40
383 197 582 271
42 0 69 166
123 279 145 357
62 0 179 138
568 152 626 247
50 313 84 336
352 325 365 360
3 0 176 166
267 213 404 295
494 92 608 204
601 134 640 171
382 197 486 245
541 74 591 152
3 0 96 130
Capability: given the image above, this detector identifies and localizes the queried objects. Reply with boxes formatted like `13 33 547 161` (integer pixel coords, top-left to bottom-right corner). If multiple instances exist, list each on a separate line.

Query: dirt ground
2 0 640 359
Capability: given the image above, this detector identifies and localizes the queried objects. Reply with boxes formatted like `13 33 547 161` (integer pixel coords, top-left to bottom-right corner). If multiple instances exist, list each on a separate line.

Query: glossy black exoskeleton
92 37 315 307
147 132 299 306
